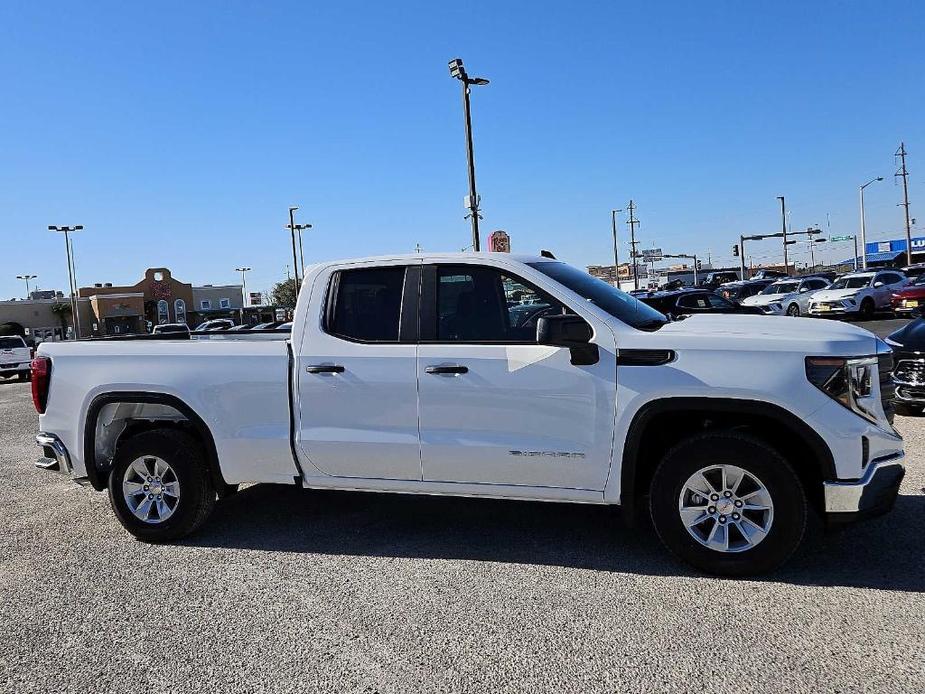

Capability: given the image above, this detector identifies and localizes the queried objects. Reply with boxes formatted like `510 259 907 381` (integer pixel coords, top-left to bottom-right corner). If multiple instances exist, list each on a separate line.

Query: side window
435 265 565 342
328 266 406 342
676 294 702 309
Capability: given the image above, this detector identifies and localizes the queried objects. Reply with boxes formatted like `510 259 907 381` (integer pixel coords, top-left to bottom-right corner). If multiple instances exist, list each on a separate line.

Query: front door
295 262 422 481
417 264 616 490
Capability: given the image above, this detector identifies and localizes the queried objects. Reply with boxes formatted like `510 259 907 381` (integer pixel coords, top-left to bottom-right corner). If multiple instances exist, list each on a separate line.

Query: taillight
31 357 51 414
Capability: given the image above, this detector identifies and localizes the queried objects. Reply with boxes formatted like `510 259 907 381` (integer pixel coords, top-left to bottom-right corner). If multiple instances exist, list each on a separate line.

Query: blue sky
1 1 923 299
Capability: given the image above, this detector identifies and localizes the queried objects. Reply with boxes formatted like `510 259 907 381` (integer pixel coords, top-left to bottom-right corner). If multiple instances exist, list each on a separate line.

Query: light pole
287 207 301 296
611 209 622 288
16 274 37 298
235 267 251 323
48 225 83 339
449 58 489 252
777 196 788 274
859 177 884 269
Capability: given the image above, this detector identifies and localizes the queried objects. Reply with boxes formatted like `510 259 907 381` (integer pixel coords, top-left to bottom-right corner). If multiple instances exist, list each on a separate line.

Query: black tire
107 428 216 542
649 432 807 576
894 402 925 416
859 298 875 320
786 303 800 317
17 372 30 382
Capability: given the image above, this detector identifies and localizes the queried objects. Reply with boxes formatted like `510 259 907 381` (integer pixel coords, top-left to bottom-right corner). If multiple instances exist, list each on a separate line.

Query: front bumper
35 432 72 473
809 304 855 316
824 453 905 523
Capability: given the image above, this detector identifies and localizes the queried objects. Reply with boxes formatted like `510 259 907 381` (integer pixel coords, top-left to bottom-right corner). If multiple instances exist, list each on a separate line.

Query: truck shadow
187 484 925 592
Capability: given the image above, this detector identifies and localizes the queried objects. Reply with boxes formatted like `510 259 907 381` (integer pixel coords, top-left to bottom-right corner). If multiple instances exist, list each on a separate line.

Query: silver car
740 276 831 316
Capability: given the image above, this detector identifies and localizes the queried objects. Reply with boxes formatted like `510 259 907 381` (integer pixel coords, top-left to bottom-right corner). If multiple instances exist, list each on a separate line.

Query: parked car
715 279 775 303
152 323 191 336
32 253 904 577
750 269 789 280
886 318 925 415
0 335 32 381
891 274 925 315
740 277 831 316
638 289 761 318
900 263 925 280
808 270 908 319
194 319 235 331
700 270 740 290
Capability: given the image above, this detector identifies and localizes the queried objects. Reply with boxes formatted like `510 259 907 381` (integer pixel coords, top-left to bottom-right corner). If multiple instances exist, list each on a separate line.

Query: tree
270 278 297 308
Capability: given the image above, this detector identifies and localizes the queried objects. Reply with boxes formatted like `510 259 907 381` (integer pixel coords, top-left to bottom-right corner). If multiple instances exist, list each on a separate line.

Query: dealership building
855 237 925 266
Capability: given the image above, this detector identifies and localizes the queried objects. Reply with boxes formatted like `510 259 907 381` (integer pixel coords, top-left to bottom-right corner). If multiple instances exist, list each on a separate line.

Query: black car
638 288 762 319
886 317 925 414
715 278 775 303
699 271 740 290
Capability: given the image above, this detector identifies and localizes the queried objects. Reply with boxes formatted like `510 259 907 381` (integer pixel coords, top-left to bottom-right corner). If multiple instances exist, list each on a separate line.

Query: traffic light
696 259 702 270
732 244 739 257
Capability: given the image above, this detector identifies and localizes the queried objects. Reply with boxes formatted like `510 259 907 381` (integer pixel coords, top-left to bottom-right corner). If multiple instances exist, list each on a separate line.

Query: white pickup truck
1 335 33 381
32 253 905 576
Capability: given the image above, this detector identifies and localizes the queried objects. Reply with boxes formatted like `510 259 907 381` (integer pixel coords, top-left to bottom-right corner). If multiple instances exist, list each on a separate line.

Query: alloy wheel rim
677 464 774 553
122 456 180 524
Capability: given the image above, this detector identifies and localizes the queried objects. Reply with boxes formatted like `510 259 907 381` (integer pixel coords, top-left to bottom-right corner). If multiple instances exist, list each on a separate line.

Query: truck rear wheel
649 432 807 576
107 428 216 542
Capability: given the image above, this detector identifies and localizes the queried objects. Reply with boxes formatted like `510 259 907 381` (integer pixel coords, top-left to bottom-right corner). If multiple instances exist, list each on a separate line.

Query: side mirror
799 286 809 293
537 314 598 365
873 281 884 288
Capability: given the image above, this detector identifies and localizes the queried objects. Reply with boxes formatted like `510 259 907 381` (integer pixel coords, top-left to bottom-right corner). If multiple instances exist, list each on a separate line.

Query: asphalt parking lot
1 326 923 693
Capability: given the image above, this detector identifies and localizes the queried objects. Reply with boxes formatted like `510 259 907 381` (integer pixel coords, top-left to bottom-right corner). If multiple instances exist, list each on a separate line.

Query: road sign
640 247 662 261
829 235 853 242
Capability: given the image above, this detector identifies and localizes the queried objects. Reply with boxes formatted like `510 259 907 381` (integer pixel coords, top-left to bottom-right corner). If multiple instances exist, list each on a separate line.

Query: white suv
0 335 32 381
808 270 907 319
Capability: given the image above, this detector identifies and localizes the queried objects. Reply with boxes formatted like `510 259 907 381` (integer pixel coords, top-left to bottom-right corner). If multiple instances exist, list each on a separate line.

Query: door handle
305 364 345 374
425 365 468 375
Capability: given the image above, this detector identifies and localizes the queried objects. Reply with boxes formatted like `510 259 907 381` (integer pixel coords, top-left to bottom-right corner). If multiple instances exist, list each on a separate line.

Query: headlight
805 355 890 428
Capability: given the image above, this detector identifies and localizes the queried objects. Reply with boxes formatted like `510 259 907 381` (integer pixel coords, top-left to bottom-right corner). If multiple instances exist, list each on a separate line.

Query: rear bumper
824 453 905 523
0 363 30 374
35 432 72 473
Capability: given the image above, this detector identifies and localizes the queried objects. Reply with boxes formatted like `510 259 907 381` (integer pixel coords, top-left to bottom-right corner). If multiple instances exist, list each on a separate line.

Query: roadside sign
829 235 853 242
640 247 663 261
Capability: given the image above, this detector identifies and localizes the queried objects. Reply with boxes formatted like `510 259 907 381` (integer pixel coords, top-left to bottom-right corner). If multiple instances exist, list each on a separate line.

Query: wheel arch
82 391 226 492
619 397 836 524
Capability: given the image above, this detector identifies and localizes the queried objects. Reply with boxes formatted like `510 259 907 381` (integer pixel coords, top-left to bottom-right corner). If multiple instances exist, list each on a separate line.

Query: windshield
831 275 873 290
913 275 925 286
528 262 669 330
760 281 799 295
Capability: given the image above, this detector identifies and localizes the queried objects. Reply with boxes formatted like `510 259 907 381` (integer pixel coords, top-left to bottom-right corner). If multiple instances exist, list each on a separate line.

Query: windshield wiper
636 319 669 332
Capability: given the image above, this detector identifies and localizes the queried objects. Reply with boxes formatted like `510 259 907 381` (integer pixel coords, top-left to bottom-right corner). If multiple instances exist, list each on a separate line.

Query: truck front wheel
107 428 216 542
649 432 807 576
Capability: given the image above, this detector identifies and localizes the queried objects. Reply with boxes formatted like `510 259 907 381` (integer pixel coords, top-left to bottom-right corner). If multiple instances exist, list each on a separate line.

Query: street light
449 58 489 252
235 267 251 323
16 274 37 298
48 225 84 339
859 177 884 269
286 207 303 296
611 209 622 288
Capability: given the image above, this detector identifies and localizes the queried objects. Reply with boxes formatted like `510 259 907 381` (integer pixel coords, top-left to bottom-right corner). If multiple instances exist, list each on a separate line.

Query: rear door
295 261 423 480
416 263 617 490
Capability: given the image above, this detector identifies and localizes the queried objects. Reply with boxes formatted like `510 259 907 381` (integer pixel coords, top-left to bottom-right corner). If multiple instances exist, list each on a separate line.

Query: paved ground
1 327 923 693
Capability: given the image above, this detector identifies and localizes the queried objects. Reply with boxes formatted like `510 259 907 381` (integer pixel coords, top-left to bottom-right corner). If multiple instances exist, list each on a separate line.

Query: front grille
893 359 925 386
879 352 895 423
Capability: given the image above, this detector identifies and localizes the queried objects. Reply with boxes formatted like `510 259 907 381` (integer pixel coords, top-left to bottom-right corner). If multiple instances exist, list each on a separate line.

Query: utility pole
449 59 489 252
48 225 83 339
16 274 37 298
777 196 788 274
626 200 640 290
896 142 913 265
235 267 251 324
611 209 622 288
738 235 746 278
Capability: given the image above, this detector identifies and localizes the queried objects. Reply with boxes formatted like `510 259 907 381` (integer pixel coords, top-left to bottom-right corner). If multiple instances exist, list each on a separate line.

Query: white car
808 270 908 319
31 253 904 576
740 277 831 316
0 335 32 381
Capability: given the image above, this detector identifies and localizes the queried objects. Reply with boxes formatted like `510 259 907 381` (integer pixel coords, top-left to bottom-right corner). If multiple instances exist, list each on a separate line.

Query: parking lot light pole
859 177 884 269
235 267 251 323
449 58 489 252
16 274 37 298
611 209 622 287
48 225 84 340
287 207 301 296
